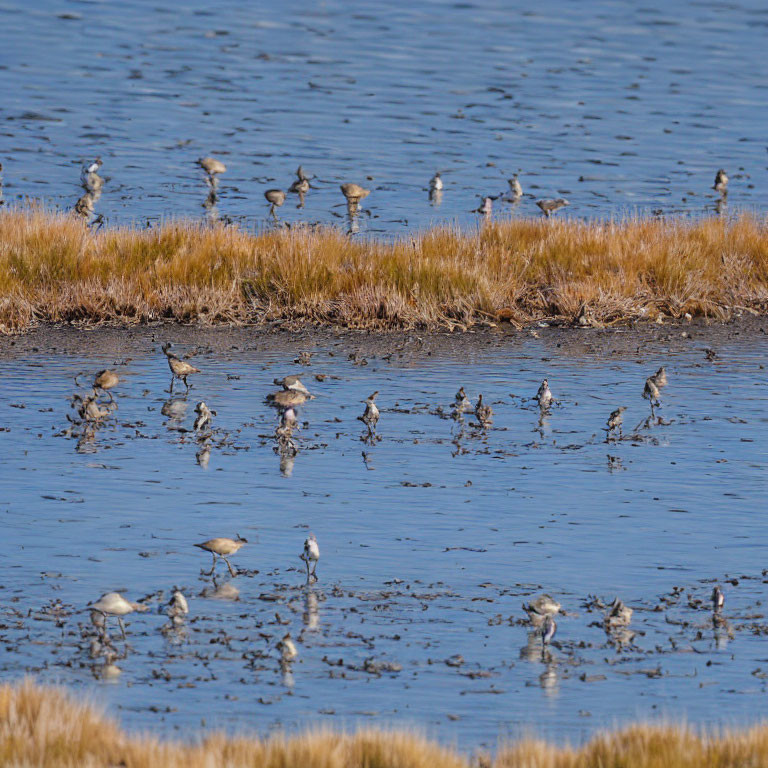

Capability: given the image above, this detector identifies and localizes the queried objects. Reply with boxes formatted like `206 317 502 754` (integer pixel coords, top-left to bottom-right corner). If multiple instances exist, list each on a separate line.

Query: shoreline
1 208 767 334
1 681 767 767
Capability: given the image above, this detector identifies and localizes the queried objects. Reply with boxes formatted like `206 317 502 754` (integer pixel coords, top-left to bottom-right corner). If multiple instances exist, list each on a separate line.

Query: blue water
1 0 767 233
0 326 766 747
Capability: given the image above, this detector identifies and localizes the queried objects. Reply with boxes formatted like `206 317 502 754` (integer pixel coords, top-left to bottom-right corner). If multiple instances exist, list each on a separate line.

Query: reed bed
1 681 768 768
1 207 767 333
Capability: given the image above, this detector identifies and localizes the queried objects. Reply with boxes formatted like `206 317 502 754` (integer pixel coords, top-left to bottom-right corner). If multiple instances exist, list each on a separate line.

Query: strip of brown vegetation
2 681 768 768
1 207 767 333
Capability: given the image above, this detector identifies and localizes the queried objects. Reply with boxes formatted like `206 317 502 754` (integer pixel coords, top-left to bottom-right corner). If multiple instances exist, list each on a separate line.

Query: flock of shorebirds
8 155 729 228
66 341 710 675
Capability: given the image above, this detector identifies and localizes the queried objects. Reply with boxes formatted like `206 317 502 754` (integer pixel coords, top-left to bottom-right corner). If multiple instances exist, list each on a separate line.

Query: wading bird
542 614 557 646
194 535 247 578
162 342 200 393
429 172 443 193
264 188 286 216
193 401 215 432
507 173 523 200
606 406 626 439
712 585 724 612
712 169 728 195
524 594 561 626
536 198 569 217
197 156 226 184
278 631 298 662
268 376 313 408
650 366 667 388
643 376 661 414
536 378 553 409
93 369 119 391
358 391 380 432
340 182 371 206
168 590 189 618
475 394 493 427
301 533 320 581
88 592 148 640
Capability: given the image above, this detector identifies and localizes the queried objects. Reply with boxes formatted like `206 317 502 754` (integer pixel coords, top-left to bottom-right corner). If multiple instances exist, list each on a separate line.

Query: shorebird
712 169 728 195
278 631 298 662
536 198 569 217
279 406 299 431
301 533 320 581
197 157 226 177
289 166 310 194
358 391 380 431
267 376 313 408
606 597 633 627
88 592 148 640
168 590 189 618
84 157 102 175
542 614 557 646
475 394 493 427
650 366 667 388
643 376 661 413
193 401 215 432
264 189 286 216
507 173 523 200
162 342 200 393
194 535 247 578
429 172 443 193
606 406 626 438
524 594 561 626
73 193 95 219
73 389 114 423
712 585 724 612
454 386 471 412
93 369 119 391
536 379 553 409
476 196 493 216
340 182 371 205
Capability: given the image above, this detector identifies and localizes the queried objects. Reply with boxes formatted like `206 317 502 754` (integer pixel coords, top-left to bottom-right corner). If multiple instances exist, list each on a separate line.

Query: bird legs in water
202 552 238 578
168 375 191 395
301 554 318 583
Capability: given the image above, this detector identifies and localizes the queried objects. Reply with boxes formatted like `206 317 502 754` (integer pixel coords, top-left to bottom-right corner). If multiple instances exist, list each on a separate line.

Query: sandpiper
278 631 298 662
643 376 661 412
193 401 215 432
606 597 633 627
162 342 200 393
197 157 226 178
88 592 148 640
340 183 371 205
301 533 320 581
264 188 286 216
194 535 247 578
429 172 443 193
73 193 95 220
454 386 471 412
476 196 493 216
475 394 493 427
168 590 189 618
606 406 626 438
712 169 728 195
712 585 724 612
508 173 523 200
536 198 569 217
280 406 299 431
536 378 553 409
93 369 119 391
524 594 561 626
542 614 557 646
267 376 313 408
358 391 380 431
650 366 667 387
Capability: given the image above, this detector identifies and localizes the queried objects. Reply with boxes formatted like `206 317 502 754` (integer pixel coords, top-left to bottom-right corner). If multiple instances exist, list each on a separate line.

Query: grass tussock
1 207 767 333
2 681 768 768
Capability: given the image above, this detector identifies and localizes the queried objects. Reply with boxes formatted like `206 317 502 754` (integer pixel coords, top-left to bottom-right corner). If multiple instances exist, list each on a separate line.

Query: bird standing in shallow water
197 157 226 188
301 533 320 582
476 196 493 216
340 182 371 205
507 174 523 201
268 376 313 408
712 585 724 612
606 406 626 439
536 198 569 217
475 394 493 427
162 343 200 393
88 592 148 640
359 391 380 432
643 376 661 414
536 379 553 410
193 401 215 432
429 172 443 193
195 535 247 578
712 169 728 195
278 632 298 662
264 188 286 216
650 366 667 388
93 369 119 391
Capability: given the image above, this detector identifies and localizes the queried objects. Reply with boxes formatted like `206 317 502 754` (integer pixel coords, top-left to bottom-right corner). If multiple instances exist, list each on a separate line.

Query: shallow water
0 326 766 747
1 0 767 233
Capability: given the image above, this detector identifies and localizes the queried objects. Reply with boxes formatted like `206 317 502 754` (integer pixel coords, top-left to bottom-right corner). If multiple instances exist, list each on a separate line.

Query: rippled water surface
0 325 766 746
1 0 767 232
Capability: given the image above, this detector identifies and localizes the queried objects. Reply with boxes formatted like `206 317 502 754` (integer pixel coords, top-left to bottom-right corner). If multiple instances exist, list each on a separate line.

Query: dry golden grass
1 206 767 332
2 681 768 768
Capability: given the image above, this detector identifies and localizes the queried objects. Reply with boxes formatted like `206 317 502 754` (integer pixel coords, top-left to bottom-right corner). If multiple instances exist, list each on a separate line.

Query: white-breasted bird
301 533 320 581
88 592 148 639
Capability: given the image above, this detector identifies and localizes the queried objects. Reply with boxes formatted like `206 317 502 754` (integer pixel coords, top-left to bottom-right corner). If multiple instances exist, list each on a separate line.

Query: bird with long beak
301 533 320 582
194 535 247 578
88 592 148 640
358 391 380 432
162 343 200 393
267 376 313 408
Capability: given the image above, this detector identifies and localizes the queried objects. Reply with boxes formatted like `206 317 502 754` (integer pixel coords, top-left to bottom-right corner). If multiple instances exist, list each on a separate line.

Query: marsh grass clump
3 681 768 767
1 207 767 332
